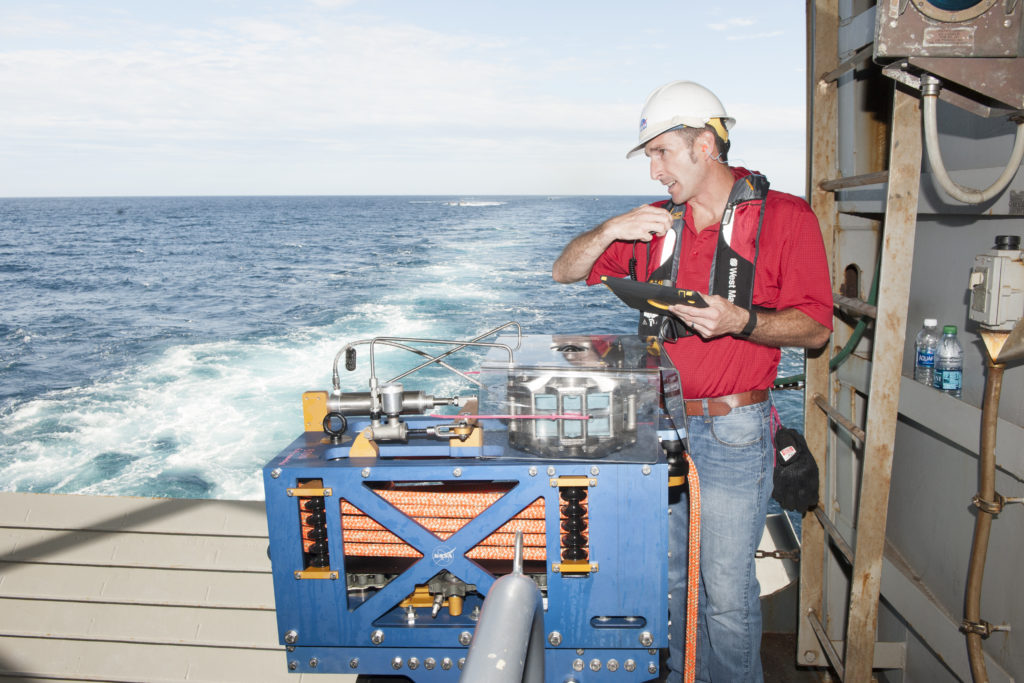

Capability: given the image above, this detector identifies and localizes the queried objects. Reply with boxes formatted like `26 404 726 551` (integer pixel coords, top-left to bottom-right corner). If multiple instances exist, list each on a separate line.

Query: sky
0 1 809 198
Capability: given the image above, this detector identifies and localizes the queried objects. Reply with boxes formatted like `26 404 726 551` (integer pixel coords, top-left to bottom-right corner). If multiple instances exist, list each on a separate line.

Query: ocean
0 195 805 501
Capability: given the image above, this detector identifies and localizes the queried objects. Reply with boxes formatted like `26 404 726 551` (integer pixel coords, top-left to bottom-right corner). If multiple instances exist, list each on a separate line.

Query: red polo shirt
586 170 832 399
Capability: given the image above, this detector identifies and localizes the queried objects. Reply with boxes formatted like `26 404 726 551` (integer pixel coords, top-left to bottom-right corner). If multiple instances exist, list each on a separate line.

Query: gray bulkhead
810 1 1024 681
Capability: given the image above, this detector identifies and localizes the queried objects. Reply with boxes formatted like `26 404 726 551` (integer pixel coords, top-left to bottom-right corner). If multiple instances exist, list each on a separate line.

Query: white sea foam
0 313 495 500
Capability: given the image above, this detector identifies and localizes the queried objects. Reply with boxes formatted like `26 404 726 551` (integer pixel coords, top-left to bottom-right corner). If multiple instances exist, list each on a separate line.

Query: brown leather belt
684 389 769 417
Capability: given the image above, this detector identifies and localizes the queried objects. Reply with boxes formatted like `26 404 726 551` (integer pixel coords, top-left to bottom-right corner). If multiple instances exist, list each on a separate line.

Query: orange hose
685 454 700 683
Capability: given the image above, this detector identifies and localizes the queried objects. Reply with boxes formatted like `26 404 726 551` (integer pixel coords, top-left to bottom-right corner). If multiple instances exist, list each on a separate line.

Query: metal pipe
332 339 477 390
964 359 1004 683
388 321 522 384
331 321 522 391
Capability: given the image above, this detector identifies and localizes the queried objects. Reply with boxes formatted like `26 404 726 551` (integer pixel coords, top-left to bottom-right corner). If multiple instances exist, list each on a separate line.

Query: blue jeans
666 399 773 683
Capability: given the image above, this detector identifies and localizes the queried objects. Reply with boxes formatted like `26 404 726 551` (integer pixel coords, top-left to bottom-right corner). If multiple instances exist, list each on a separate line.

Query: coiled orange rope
685 453 701 683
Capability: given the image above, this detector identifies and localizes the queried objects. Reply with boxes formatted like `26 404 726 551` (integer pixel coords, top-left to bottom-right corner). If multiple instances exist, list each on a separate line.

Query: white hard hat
626 80 735 159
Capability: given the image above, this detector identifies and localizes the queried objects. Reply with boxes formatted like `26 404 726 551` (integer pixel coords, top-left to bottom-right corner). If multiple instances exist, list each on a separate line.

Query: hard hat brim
626 117 735 159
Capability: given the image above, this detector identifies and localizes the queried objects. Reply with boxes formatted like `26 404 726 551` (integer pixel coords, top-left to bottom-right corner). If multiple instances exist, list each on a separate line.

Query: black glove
771 426 819 512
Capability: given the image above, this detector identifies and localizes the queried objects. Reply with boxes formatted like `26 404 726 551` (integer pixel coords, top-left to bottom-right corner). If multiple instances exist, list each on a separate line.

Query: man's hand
552 205 673 283
600 204 674 243
668 296 831 349
667 294 745 339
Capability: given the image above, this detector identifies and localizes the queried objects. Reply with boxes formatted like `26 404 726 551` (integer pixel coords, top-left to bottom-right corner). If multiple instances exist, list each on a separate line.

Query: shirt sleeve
585 239 634 286
766 195 833 330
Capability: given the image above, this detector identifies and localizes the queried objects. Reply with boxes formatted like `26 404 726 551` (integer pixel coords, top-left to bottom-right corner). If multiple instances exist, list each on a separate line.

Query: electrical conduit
921 74 1024 205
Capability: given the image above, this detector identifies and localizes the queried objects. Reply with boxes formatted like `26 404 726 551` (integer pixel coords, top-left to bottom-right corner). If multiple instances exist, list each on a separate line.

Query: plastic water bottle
913 318 940 386
933 325 963 398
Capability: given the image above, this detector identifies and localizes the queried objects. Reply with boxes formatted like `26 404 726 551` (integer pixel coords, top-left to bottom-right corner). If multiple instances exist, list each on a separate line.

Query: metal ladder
797 2 923 680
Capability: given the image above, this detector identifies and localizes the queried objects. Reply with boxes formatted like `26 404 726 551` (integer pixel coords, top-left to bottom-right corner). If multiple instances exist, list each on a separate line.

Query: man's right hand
600 204 673 243
552 204 673 283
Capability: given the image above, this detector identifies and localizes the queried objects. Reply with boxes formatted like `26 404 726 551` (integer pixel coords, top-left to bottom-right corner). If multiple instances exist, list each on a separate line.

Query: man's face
644 129 704 204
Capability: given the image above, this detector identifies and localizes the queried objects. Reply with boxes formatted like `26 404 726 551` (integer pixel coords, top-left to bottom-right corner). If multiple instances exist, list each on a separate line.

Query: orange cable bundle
339 490 547 561
684 454 700 683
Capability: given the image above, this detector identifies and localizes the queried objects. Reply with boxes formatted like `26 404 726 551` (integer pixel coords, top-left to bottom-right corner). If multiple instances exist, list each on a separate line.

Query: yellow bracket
350 427 380 459
294 568 338 580
553 560 599 574
551 475 596 488
302 391 329 432
287 487 332 497
450 424 483 448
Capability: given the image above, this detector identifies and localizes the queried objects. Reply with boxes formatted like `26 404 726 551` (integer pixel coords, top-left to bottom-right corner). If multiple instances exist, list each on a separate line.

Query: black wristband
738 309 757 338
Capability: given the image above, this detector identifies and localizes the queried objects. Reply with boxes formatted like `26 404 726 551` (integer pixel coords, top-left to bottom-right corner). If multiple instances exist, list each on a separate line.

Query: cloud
708 17 756 30
0 2 808 196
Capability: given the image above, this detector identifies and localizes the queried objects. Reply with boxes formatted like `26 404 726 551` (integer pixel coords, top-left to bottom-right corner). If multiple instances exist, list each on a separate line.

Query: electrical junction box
875 0 1024 58
969 237 1024 329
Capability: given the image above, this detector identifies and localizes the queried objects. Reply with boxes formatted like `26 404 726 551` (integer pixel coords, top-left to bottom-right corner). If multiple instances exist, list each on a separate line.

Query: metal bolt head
441 657 453 670
271 468 282 479
349 658 359 669
572 658 585 672
458 657 466 670
642 464 652 475
407 657 419 670
361 467 370 478
607 658 619 672
309 657 319 669
283 629 298 644
589 658 602 671
639 631 654 647
548 631 562 646
288 661 298 671
576 648 584 656
624 659 637 672
424 657 436 670
528 466 537 477
803 650 817 663
370 629 384 645
452 467 463 477
391 657 403 670
546 466 556 476
648 662 658 674
590 465 600 476
459 631 473 646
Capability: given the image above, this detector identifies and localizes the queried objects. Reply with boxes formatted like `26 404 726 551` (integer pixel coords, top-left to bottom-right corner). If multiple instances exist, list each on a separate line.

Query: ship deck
0 490 821 682
0 491 353 682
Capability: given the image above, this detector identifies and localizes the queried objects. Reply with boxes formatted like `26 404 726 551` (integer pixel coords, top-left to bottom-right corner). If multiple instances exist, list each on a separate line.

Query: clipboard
600 275 708 314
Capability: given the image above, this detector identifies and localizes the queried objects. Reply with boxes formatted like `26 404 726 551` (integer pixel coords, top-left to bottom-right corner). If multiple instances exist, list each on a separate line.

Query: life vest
636 173 769 340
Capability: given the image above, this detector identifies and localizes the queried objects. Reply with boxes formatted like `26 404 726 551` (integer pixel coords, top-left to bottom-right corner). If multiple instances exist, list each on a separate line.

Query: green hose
774 250 881 388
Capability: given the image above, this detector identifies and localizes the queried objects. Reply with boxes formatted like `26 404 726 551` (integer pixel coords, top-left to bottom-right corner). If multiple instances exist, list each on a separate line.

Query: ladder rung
806 611 908 676
819 170 890 192
807 609 846 680
813 392 867 443
813 507 854 564
820 43 873 85
834 293 877 319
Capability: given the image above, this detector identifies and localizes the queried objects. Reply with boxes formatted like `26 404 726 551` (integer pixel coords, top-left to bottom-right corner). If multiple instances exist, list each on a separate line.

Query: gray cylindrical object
460 573 544 683
381 383 404 415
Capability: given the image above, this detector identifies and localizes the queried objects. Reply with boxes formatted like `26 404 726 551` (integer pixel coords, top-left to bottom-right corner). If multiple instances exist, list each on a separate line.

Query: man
552 81 832 682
